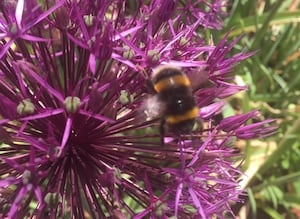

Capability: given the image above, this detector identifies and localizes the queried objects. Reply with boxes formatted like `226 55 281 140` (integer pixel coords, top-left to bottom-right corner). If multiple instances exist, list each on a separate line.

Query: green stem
248 117 300 186
228 10 300 37
252 171 300 192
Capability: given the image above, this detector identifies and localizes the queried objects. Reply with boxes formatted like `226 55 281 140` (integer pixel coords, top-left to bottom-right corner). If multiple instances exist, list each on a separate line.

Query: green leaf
263 206 284 219
248 188 257 217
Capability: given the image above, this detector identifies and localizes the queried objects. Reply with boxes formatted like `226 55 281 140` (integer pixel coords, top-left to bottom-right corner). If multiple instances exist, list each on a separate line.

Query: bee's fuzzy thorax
150 65 199 134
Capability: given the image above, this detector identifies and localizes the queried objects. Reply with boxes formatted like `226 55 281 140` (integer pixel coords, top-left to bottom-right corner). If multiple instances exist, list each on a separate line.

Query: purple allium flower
0 0 276 218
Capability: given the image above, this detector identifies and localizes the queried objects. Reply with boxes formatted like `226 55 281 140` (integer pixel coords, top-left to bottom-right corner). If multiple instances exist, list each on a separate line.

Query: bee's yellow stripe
166 107 199 124
154 75 190 92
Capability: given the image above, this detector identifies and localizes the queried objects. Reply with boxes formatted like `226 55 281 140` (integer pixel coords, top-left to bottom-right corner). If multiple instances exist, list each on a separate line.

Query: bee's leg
159 119 165 145
136 65 156 94
145 78 156 94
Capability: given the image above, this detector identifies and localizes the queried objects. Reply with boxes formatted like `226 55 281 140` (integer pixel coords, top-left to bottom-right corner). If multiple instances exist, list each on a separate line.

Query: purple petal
8 186 28 218
79 109 115 123
34 186 43 204
174 182 183 217
236 119 277 139
218 110 260 132
199 101 225 119
188 187 206 219
15 0 24 28
20 109 64 121
60 117 72 148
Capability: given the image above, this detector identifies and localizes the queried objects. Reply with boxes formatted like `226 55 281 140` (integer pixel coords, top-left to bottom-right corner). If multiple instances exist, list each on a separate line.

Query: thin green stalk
252 171 300 192
228 10 300 37
248 117 300 186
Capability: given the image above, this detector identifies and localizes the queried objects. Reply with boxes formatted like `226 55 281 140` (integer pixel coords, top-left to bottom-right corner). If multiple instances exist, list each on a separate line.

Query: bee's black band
167 119 196 134
151 66 198 136
158 86 196 115
152 68 183 84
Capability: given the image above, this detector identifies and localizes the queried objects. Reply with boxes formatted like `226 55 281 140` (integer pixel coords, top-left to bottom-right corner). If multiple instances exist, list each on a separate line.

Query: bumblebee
145 65 199 140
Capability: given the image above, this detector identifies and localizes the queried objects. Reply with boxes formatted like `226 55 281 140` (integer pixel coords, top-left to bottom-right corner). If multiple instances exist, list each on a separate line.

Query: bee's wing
142 95 166 120
187 67 210 92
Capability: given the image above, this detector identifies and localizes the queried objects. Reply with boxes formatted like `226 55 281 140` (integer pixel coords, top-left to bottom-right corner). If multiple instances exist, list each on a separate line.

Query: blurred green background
212 0 300 218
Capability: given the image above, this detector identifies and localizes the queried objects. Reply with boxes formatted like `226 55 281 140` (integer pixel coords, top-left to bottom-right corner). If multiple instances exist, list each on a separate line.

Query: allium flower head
0 0 276 218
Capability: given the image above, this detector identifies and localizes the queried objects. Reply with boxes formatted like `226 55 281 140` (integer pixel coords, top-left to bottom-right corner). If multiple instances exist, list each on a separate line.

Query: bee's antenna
136 64 156 94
